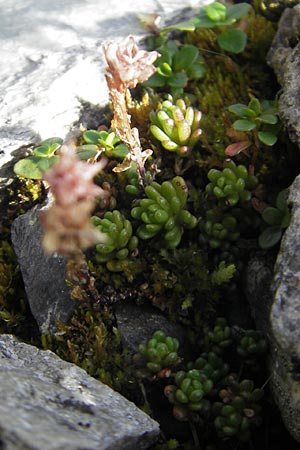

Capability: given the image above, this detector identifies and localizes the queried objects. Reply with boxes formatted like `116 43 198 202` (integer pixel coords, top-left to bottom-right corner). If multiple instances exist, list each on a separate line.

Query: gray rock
10 205 76 334
244 175 300 442
0 0 210 170
267 4 300 147
272 175 300 357
0 334 159 450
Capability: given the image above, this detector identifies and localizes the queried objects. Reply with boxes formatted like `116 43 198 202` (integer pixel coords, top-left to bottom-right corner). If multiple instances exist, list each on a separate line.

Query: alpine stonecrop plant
214 378 264 442
131 176 197 248
150 96 202 157
135 330 180 375
91 210 138 264
200 208 240 249
164 368 214 419
206 160 258 207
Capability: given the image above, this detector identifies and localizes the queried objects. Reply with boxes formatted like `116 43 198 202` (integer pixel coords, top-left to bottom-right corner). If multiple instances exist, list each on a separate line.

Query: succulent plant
91 211 138 264
131 176 197 248
143 40 206 94
205 160 258 207
200 208 240 249
206 318 232 354
78 128 129 160
237 330 267 360
258 188 290 249
165 368 214 419
228 97 280 147
150 96 202 157
214 378 264 441
136 330 180 374
14 137 62 180
188 351 229 383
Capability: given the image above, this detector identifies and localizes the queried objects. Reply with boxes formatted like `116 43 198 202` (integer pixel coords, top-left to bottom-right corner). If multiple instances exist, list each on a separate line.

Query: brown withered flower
40 145 108 256
104 35 159 92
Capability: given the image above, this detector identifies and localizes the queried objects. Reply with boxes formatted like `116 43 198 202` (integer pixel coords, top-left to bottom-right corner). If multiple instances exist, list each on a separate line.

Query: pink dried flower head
40 146 108 256
43 146 108 207
104 35 159 91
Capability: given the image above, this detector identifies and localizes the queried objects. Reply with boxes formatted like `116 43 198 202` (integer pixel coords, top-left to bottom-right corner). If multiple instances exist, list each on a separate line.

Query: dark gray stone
0 334 159 450
10 205 76 334
267 4 300 147
115 302 191 358
244 252 275 337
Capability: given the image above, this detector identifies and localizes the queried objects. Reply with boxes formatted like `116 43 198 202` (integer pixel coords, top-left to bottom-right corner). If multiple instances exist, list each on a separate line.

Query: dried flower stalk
103 35 159 182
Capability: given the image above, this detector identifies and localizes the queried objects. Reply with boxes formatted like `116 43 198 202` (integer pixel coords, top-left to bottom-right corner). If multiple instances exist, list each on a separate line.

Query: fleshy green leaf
111 144 129 158
173 45 199 71
14 156 43 179
218 29 247 54
257 114 278 124
162 18 197 33
157 62 173 77
186 62 206 80
276 189 288 212
258 226 282 249
76 144 99 160
168 72 188 88
262 207 282 226
37 156 59 172
248 98 261 115
40 137 63 146
205 2 227 22
143 72 167 87
257 131 277 146
226 3 251 20
83 130 102 145
228 103 249 117
233 119 256 132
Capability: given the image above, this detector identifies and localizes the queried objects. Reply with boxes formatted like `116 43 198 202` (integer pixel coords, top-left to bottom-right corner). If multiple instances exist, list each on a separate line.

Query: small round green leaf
173 45 199 71
258 226 282 249
257 131 277 146
262 207 282 226
14 156 43 179
83 130 102 145
218 29 247 54
233 119 256 132
76 144 99 160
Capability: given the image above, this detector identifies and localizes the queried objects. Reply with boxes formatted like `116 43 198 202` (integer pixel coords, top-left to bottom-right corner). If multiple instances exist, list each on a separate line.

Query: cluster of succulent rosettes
214 378 264 442
206 318 232 354
237 330 267 360
149 96 202 157
135 330 180 376
164 369 214 420
131 176 197 248
206 160 258 207
187 351 229 383
200 208 240 249
91 211 138 267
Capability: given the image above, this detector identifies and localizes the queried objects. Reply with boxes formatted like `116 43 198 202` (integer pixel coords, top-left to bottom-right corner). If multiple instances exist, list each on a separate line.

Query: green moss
42 301 136 393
